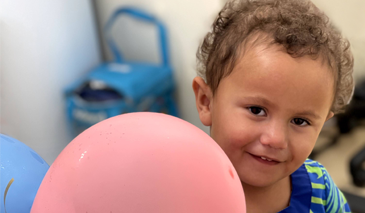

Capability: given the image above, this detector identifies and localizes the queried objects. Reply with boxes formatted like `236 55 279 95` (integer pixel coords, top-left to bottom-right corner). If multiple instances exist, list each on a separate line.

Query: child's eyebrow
295 111 321 120
243 96 276 108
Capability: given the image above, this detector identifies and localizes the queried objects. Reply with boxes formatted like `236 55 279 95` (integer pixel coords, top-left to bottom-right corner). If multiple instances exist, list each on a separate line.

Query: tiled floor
313 122 365 197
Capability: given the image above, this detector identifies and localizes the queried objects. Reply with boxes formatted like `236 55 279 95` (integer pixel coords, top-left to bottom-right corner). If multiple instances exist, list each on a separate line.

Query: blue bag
65 7 178 136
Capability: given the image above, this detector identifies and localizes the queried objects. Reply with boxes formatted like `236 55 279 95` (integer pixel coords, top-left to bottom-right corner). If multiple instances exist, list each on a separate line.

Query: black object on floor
350 145 365 187
342 190 365 213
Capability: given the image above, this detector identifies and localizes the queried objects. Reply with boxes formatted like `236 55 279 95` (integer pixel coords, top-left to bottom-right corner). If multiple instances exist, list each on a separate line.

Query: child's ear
192 77 213 126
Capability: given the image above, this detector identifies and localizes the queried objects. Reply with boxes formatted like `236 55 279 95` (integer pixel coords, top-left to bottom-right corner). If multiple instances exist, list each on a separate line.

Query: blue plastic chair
65 7 178 137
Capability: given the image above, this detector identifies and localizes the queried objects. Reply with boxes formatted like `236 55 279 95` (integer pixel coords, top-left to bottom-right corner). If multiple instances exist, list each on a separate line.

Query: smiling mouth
259 156 274 162
249 153 281 164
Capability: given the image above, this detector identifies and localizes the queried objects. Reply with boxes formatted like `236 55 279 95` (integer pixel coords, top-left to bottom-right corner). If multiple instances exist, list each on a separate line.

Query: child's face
193 44 334 188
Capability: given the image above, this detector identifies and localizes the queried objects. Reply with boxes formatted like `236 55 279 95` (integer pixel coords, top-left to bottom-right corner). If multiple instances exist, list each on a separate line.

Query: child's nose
259 122 288 149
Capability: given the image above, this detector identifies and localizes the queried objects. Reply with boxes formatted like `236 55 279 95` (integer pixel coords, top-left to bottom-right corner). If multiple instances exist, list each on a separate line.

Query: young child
192 0 354 212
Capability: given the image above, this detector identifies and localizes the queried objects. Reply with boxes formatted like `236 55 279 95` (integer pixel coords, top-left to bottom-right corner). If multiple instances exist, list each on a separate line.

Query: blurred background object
65 7 179 137
93 0 223 135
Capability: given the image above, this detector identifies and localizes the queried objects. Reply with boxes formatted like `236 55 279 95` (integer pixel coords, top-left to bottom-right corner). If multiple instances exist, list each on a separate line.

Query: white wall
94 0 224 134
0 0 101 164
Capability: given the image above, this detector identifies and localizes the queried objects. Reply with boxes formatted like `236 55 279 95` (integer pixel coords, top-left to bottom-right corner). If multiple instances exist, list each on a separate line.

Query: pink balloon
31 112 246 213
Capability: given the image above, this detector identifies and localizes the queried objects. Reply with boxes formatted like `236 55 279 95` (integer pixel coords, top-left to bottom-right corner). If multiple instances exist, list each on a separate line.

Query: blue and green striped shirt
279 159 351 213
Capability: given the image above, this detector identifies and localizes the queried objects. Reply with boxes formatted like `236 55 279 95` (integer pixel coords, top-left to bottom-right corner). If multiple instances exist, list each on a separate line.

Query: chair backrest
104 7 170 67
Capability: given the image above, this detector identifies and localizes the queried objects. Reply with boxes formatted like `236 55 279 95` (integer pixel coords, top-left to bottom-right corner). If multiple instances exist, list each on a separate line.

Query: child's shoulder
301 159 351 213
303 158 328 183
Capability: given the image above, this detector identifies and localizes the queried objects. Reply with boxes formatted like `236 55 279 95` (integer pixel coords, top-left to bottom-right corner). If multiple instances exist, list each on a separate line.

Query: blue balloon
0 134 49 213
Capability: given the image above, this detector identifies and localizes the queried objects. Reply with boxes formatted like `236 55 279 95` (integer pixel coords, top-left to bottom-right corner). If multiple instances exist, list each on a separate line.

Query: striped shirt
279 159 351 213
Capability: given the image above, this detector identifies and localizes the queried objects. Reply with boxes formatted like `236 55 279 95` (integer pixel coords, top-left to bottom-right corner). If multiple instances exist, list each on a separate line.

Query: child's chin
239 174 280 188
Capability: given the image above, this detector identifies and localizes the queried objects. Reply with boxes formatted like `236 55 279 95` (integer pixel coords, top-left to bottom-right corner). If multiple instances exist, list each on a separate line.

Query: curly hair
196 0 354 114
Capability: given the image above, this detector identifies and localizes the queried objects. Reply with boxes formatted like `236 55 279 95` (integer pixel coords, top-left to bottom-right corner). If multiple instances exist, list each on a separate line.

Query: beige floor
314 121 365 198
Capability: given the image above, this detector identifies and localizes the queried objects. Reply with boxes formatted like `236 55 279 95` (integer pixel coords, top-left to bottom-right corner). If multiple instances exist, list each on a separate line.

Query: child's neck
242 176 291 213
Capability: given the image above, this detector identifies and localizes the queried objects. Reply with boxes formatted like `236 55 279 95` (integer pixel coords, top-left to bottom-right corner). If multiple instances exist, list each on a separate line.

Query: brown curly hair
196 0 354 114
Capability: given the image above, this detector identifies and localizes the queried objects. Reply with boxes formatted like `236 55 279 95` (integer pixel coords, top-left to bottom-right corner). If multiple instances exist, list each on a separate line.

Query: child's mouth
249 153 280 165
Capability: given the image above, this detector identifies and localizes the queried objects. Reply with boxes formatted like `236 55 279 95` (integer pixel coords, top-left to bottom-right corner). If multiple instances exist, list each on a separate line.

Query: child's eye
291 118 310 126
248 107 266 116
